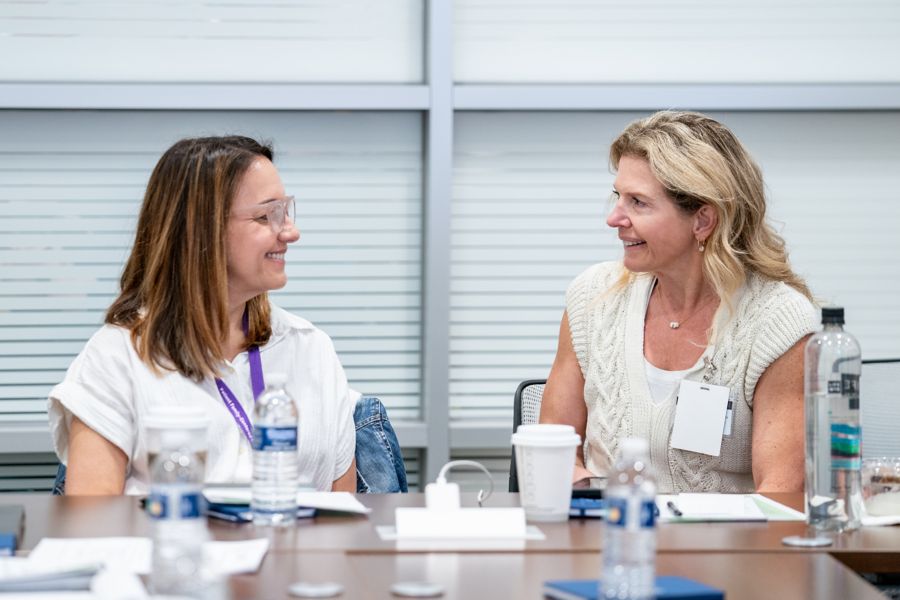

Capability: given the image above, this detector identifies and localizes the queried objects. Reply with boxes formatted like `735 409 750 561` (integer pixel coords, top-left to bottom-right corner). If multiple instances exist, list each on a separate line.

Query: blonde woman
49 136 357 495
542 111 816 493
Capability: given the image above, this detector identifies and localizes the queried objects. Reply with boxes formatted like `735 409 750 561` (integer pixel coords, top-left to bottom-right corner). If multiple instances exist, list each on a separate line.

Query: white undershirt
642 278 706 404
644 359 694 404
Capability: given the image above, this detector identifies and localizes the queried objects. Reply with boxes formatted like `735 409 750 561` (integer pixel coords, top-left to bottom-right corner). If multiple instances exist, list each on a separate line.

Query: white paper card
203 538 269 575
670 380 730 456
394 507 527 540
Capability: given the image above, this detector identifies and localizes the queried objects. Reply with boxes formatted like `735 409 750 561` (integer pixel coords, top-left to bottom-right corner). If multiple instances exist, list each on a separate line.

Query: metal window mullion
420 0 453 483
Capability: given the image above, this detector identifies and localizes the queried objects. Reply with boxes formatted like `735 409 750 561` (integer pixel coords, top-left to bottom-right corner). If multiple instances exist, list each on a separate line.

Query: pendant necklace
654 283 718 330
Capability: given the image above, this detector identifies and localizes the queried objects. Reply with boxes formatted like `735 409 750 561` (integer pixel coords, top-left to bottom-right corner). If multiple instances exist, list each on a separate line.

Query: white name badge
670 379 730 457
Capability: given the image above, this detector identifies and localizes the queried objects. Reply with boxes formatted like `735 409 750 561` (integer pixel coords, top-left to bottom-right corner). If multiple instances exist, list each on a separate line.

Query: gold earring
698 239 705 253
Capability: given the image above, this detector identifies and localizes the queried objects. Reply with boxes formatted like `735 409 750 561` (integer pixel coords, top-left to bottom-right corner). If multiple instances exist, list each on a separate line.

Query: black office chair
861 358 900 459
508 379 546 492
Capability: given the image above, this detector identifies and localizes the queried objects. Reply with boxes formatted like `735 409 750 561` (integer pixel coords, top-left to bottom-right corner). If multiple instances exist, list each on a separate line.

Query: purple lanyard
214 310 265 444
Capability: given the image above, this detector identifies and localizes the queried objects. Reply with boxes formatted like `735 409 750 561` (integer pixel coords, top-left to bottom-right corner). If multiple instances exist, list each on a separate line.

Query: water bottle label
252 425 298 451
146 492 169 519
841 373 860 410
146 490 203 519
831 422 861 470
605 497 656 528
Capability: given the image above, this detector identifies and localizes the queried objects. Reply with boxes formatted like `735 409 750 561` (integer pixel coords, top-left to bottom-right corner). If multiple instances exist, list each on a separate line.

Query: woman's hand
66 417 127 495
540 311 589 477
572 465 596 483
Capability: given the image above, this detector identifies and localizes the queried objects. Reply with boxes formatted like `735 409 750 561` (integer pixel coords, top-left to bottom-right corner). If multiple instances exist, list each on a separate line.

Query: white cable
436 460 494 507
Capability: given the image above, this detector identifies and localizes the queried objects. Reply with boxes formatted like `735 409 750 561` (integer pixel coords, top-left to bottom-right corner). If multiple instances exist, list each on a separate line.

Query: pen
666 500 683 517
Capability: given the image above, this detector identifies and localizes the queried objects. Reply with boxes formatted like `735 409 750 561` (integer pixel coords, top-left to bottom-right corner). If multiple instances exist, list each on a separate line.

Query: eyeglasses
239 196 296 233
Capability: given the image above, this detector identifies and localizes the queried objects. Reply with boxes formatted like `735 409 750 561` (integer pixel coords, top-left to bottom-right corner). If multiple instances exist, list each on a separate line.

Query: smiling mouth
623 241 646 247
265 252 285 260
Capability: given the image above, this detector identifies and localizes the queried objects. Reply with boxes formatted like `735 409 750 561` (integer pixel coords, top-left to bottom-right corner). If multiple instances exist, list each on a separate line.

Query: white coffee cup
511 424 581 522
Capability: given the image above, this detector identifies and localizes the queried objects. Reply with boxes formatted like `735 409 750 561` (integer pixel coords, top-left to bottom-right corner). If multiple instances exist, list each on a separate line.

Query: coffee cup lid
511 423 581 447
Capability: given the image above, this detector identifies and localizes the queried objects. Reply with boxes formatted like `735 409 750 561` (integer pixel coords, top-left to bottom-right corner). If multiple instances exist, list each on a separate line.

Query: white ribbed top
565 261 817 493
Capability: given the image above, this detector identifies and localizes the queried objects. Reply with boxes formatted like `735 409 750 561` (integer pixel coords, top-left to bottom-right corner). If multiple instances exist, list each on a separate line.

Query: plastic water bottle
147 427 208 596
251 372 299 526
804 306 863 533
602 437 656 600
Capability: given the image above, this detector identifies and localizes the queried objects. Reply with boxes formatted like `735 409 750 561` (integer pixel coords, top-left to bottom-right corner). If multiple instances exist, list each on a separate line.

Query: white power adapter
425 479 461 510
424 460 495 511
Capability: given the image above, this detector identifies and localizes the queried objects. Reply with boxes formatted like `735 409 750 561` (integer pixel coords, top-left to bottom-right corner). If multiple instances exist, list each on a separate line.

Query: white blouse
48 304 358 495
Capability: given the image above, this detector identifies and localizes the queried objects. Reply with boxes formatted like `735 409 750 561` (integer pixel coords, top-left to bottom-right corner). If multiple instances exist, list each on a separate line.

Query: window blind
450 111 900 422
0 0 422 83
454 0 900 84
0 110 423 441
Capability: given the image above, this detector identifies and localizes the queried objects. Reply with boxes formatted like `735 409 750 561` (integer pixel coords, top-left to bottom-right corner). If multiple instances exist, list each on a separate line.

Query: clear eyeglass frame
259 196 296 233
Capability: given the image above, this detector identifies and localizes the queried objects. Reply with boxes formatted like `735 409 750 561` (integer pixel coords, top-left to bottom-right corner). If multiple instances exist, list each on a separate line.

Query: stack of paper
0 560 100 593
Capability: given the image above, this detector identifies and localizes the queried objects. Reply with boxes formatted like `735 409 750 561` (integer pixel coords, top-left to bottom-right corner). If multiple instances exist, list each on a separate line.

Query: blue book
543 576 724 600
0 505 24 557
569 497 607 519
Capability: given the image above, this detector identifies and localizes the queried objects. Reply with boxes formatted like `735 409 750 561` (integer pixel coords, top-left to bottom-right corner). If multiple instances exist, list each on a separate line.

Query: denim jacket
354 396 408 493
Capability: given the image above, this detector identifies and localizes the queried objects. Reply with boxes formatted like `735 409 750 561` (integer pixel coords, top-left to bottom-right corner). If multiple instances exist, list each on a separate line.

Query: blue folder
543 576 724 600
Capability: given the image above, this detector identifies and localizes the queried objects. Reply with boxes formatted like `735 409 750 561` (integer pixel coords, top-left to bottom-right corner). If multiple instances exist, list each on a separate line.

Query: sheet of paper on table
203 487 371 514
27 537 269 576
656 493 805 523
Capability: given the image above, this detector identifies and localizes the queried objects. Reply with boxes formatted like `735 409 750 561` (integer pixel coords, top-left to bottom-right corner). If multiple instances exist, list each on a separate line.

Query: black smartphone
572 476 606 499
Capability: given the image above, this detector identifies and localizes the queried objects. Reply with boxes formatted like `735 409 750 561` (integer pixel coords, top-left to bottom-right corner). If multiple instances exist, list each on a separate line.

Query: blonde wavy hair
609 110 813 305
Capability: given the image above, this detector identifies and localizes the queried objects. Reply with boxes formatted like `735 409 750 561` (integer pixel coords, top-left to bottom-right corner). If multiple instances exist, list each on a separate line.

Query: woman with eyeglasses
48 136 358 494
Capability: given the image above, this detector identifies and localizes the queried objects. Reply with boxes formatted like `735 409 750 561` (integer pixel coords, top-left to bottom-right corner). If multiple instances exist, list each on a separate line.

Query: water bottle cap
266 372 288 387
144 405 209 431
821 306 844 325
619 437 650 459
159 427 193 447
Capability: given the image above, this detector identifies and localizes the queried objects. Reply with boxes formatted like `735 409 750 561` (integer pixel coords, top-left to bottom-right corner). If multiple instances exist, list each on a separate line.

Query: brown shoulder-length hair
106 136 274 381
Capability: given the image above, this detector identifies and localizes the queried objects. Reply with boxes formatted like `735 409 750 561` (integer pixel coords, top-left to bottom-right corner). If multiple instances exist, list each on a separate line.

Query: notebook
0 505 24 556
543 576 724 600
656 493 767 522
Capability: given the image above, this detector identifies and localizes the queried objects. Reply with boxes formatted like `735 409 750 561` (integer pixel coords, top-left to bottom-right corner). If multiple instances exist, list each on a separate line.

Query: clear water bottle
804 306 863 533
251 372 299 526
602 437 656 600
147 427 208 596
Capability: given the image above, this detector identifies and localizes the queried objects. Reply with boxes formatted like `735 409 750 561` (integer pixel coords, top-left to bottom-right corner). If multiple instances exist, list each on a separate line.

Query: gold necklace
654 284 718 330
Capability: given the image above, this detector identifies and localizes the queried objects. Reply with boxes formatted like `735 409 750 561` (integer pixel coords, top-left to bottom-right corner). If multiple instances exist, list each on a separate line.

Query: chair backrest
862 359 900 458
509 379 546 492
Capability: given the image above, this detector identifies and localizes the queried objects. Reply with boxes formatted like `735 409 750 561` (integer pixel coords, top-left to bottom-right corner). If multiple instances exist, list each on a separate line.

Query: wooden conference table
5 492 898 599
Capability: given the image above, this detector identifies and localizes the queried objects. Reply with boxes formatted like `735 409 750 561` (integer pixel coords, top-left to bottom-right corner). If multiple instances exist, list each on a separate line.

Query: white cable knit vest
566 262 817 493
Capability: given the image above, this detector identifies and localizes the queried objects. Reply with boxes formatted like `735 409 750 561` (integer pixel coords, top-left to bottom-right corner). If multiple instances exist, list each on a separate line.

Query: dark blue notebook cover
543 576 724 600
206 502 316 523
